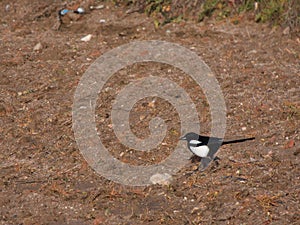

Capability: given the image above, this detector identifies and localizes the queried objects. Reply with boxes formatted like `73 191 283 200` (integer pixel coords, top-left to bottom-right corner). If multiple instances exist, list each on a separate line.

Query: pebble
76 7 85 14
5 4 10 11
90 5 105 10
33 42 43 51
81 34 92 42
248 49 257 54
283 26 290 35
150 173 172 185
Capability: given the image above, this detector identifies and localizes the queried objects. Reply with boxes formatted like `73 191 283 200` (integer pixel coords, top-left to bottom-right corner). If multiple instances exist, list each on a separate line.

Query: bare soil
0 0 299 224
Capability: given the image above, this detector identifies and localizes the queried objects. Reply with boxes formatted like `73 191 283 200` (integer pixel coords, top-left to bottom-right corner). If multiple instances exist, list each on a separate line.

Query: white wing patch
189 140 202 145
190 145 209 157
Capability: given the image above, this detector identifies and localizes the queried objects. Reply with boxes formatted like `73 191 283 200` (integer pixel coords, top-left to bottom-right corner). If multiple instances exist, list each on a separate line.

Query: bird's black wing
197 136 255 171
197 137 223 171
198 144 221 171
198 135 223 145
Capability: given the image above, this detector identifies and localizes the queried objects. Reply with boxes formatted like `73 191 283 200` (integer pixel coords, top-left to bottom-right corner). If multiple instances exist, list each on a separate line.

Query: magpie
180 132 255 170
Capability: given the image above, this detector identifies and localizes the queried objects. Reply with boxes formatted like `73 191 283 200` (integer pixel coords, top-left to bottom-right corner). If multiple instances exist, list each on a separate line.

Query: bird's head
179 132 199 142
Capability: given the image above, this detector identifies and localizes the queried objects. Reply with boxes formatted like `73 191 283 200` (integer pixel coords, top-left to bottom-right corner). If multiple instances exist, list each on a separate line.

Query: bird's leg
213 156 221 161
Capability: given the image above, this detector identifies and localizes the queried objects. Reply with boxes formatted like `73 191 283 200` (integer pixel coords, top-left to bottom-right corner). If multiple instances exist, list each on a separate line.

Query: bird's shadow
189 155 220 163
183 155 220 176
190 155 202 163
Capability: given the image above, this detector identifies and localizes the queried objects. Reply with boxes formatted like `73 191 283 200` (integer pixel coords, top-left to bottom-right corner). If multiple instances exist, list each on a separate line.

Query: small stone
248 49 257 54
33 42 42 51
150 173 172 185
81 34 92 42
241 126 247 131
148 100 155 108
76 7 85 14
5 4 10 11
283 26 290 35
90 5 104 10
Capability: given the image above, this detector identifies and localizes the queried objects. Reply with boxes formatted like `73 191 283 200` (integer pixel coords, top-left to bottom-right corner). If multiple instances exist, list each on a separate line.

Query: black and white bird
180 132 255 170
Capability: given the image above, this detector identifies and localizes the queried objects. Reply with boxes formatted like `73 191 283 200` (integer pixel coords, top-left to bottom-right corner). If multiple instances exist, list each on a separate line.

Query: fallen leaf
284 139 295 149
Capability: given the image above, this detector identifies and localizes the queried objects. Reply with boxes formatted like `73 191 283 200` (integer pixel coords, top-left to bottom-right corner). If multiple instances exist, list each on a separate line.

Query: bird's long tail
222 137 255 145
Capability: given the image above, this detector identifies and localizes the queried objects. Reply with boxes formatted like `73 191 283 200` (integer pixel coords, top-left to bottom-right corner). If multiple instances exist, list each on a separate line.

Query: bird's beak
179 136 186 140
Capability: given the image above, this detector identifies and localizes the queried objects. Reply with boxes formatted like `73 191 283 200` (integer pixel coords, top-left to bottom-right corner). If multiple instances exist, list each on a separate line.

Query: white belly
190 145 209 157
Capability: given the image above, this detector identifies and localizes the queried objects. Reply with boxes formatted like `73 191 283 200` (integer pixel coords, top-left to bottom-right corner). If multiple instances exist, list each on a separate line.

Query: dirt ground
0 0 299 224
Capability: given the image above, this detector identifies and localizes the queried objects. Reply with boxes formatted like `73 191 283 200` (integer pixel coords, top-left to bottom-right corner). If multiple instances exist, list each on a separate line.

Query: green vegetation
198 0 300 28
114 0 300 30
144 0 172 16
198 0 220 22
255 0 286 24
